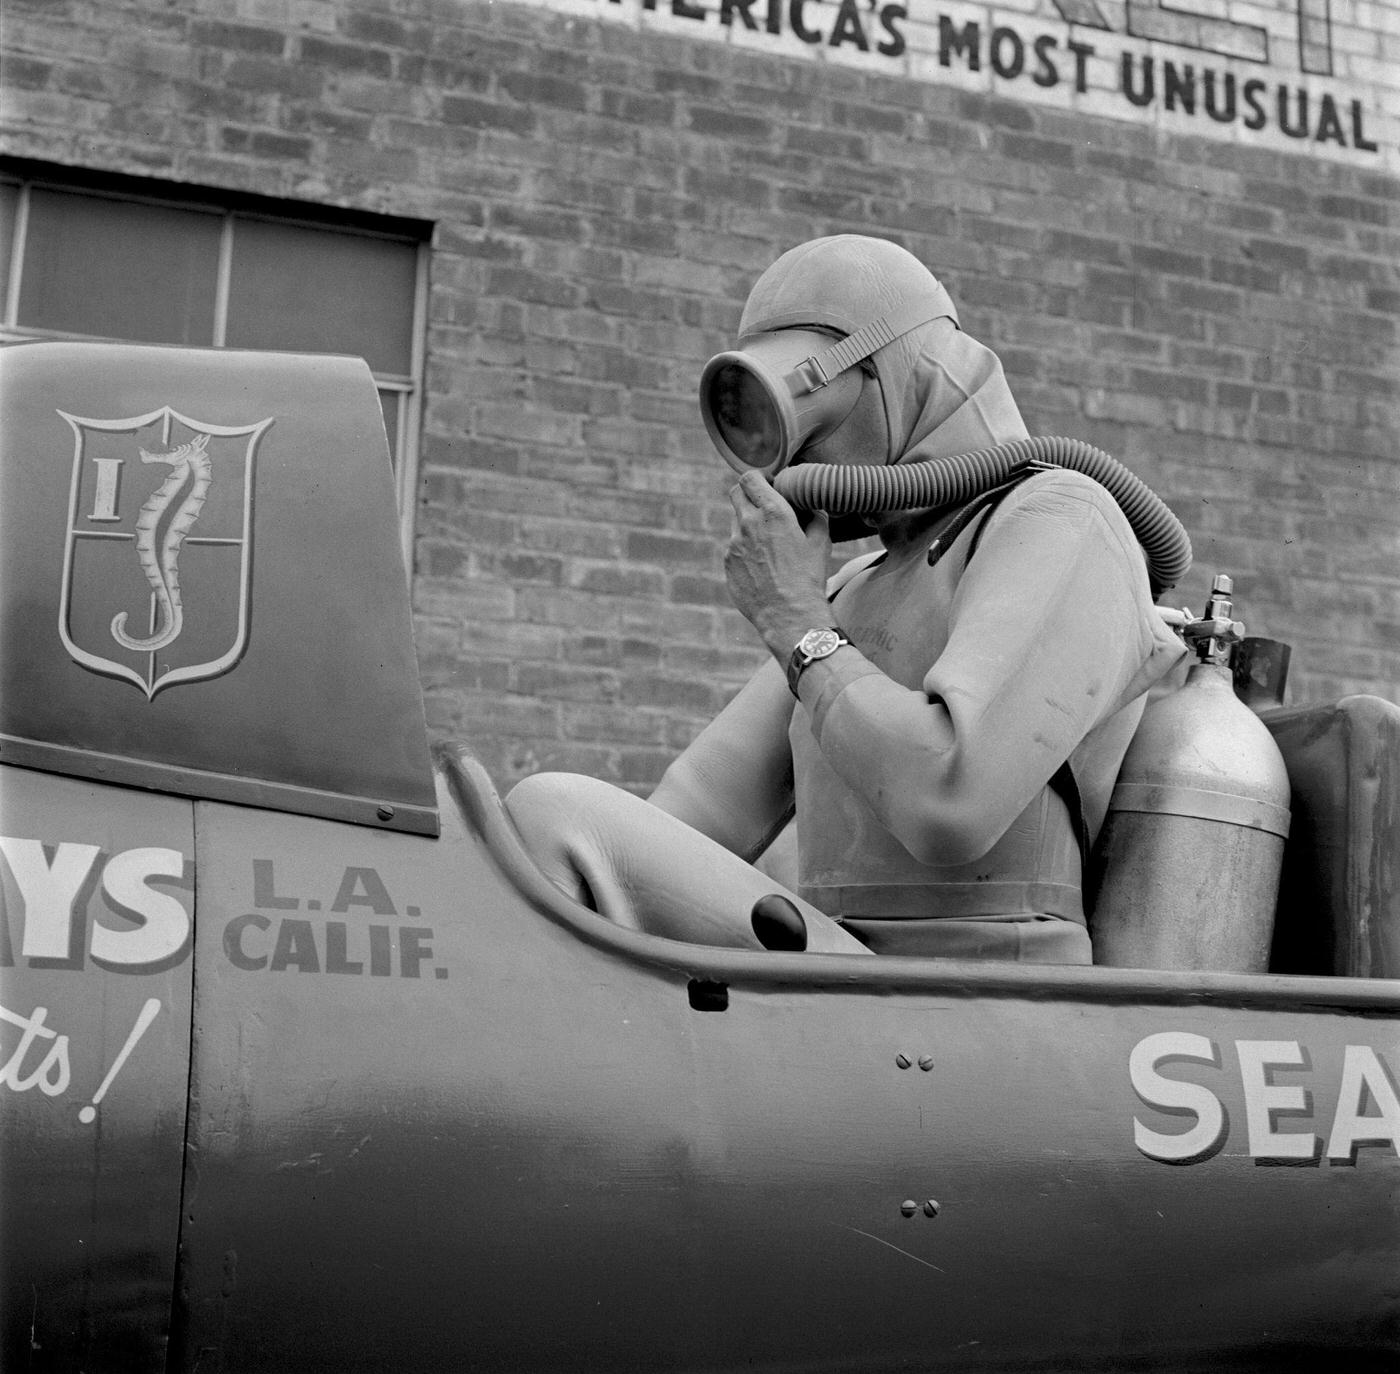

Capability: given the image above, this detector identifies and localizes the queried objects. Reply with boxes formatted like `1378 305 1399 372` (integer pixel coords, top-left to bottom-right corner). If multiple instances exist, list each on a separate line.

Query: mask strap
786 289 960 395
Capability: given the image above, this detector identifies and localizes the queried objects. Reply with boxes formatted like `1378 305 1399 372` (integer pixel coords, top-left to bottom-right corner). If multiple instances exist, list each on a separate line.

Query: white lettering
1237 1040 1317 1160
91 847 190 967
0 838 102 959
1325 1045 1400 1162
0 1003 72 1096
78 997 161 1123
0 999 159 1119
1 836 192 971
1133 1034 1400 1165
1130 1031 1226 1163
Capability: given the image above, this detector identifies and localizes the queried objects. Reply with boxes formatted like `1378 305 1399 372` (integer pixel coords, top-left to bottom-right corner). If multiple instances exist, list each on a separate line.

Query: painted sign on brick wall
529 0 1397 169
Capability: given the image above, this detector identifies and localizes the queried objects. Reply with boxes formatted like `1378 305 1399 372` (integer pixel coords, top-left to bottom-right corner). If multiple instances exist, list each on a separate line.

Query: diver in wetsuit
506 235 1184 962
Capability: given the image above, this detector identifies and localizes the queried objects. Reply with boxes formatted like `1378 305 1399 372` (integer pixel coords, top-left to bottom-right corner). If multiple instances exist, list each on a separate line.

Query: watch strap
786 627 850 697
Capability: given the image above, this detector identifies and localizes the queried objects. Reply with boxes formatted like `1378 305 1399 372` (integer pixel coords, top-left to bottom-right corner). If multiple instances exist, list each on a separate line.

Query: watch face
801 628 843 659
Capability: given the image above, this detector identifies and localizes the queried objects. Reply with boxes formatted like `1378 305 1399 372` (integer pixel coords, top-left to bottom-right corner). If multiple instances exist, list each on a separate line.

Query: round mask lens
706 361 782 469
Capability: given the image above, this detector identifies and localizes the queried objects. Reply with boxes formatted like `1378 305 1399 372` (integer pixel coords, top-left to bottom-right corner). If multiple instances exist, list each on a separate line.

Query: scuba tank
1089 576 1292 973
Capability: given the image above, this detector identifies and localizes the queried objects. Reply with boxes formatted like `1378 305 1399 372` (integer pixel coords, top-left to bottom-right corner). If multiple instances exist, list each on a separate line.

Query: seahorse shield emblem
58 406 274 699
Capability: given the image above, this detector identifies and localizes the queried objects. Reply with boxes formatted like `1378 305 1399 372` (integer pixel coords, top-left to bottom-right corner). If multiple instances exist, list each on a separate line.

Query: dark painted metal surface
0 340 437 835
1264 695 1400 979
165 750 1400 1373
1234 636 1293 710
0 765 194 1373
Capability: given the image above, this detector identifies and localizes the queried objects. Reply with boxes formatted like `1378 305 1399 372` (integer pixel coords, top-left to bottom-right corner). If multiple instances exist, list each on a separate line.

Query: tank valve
1181 574 1246 665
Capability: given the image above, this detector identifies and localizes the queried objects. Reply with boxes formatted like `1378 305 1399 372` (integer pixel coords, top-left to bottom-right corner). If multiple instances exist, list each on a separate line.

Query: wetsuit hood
738 235 1029 465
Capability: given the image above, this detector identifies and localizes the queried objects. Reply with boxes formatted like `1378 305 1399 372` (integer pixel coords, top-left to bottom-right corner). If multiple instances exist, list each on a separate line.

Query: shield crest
57 406 273 700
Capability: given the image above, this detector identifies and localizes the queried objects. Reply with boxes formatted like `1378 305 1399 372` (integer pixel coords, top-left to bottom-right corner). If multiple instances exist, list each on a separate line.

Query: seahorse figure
110 431 213 653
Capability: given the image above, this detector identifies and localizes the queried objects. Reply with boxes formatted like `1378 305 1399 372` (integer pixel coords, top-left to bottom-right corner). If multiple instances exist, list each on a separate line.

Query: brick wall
3 0 1398 793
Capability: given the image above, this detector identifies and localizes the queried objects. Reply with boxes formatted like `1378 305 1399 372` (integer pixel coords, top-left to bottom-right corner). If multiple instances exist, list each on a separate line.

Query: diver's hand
724 472 833 660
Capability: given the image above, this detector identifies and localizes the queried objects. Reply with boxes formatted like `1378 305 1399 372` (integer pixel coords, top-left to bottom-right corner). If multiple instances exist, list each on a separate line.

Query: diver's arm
648 658 796 863
792 475 1183 866
648 473 835 861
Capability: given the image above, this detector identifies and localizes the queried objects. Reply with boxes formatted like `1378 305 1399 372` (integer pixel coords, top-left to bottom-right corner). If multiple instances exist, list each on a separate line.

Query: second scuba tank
1089 576 1292 973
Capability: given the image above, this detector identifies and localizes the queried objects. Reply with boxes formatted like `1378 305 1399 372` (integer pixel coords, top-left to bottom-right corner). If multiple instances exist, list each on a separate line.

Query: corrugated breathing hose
772 435 1192 595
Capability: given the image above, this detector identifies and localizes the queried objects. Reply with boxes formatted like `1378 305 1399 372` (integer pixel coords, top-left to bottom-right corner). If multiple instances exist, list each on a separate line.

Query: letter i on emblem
88 458 124 522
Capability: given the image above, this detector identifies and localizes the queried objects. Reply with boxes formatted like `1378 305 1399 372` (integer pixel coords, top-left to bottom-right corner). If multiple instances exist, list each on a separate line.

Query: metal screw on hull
899 1199 941 1218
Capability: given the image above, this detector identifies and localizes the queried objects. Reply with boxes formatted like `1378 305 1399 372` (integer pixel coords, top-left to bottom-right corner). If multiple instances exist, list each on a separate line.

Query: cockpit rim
439 743 1400 1017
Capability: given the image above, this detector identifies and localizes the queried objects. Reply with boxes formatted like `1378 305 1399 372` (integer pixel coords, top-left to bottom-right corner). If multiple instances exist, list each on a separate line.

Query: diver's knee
506 771 578 828
505 772 625 834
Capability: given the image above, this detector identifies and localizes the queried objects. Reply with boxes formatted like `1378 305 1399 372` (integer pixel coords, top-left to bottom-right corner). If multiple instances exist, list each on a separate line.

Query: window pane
225 218 416 375
19 189 220 343
0 181 17 319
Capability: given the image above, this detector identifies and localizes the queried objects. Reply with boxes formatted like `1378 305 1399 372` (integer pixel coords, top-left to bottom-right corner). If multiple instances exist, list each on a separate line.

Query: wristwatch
786 627 850 696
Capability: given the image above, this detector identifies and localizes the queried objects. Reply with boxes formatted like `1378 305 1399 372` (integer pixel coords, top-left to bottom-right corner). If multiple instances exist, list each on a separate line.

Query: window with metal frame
0 161 430 571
